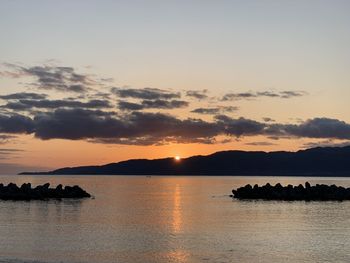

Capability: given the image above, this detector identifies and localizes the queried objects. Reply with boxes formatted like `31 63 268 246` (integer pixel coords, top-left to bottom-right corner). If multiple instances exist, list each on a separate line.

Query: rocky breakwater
0 183 91 200
232 182 350 201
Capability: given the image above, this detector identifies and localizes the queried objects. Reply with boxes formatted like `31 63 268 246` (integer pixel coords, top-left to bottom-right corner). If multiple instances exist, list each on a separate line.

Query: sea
0 175 349 263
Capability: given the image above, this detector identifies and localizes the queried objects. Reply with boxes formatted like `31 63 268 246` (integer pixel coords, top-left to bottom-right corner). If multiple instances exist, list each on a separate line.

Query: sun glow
174 156 181 161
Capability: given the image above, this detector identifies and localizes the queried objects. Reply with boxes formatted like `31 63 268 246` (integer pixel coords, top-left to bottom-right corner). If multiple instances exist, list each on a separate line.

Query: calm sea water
0 175 350 263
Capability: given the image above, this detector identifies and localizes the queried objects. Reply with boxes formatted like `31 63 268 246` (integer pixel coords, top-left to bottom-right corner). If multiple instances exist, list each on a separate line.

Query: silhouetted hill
20 146 350 176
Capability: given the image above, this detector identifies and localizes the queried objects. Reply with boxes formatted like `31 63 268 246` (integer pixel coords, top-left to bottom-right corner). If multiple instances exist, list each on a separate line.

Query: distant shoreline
18 173 350 177
20 146 350 177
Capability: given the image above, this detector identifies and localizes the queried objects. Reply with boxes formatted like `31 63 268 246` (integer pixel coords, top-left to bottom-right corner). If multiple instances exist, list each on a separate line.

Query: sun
174 155 181 161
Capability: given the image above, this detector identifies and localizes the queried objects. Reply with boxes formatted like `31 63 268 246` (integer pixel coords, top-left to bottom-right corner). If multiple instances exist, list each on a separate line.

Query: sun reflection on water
166 249 190 263
172 183 182 234
168 183 190 263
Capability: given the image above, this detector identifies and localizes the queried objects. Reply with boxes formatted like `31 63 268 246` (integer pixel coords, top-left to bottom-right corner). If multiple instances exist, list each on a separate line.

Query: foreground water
0 175 350 263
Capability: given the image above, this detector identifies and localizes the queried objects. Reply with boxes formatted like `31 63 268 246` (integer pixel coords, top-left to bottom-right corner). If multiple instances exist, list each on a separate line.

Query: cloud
118 99 188 111
222 92 257 101
1 102 31 111
302 139 350 149
279 91 307 98
215 116 350 140
281 118 350 140
0 114 34 134
32 109 220 144
33 109 123 140
0 134 17 144
191 108 221 115
141 99 188 109
3 64 93 92
117 101 144 111
90 135 216 146
89 92 112 100
263 117 275 122
0 148 24 160
222 90 307 101
186 90 208 100
2 99 112 110
0 70 23 78
0 148 23 153
112 87 180 100
191 106 238 115
3 108 350 145
245 142 277 146
2 62 332 147
222 106 239 112
267 135 293 140
215 115 266 137
0 92 47 100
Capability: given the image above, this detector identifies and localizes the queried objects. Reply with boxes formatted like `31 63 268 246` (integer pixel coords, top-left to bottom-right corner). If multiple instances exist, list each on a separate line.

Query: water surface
0 175 350 263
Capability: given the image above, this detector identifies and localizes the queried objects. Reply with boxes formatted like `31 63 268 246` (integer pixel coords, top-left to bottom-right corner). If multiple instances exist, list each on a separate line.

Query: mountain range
20 146 350 176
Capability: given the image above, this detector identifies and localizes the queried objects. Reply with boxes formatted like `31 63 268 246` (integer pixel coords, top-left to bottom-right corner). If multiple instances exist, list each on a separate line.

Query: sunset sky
1 0 350 173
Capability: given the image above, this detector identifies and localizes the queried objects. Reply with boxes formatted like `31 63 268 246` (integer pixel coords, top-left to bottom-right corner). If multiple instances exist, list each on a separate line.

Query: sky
0 0 350 173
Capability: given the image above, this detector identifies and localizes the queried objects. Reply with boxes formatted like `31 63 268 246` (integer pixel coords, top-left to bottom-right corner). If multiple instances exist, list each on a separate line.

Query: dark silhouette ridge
0 183 91 200
20 146 350 176
232 182 350 201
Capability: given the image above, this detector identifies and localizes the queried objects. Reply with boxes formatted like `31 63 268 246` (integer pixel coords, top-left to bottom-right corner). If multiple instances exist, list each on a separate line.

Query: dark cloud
118 101 144 111
191 108 221 115
112 87 180 100
2 99 111 110
0 92 47 100
141 99 188 109
267 135 293 140
120 112 221 145
186 90 208 100
222 90 307 101
256 91 280 98
118 99 188 111
89 92 112 100
191 106 238 115
0 114 34 134
1 102 350 146
222 92 257 101
245 142 277 146
33 109 220 144
2 102 31 111
282 118 350 140
3 64 93 92
215 115 266 137
34 109 125 140
124 112 219 141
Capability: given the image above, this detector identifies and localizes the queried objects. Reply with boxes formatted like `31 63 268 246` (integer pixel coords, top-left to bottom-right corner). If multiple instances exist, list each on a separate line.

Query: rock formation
232 182 350 201
0 183 91 200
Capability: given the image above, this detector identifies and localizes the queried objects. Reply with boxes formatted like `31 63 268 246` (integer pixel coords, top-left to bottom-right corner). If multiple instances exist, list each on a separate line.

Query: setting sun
175 156 181 161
